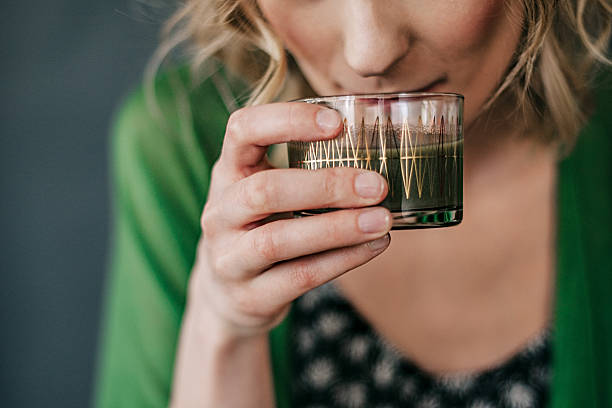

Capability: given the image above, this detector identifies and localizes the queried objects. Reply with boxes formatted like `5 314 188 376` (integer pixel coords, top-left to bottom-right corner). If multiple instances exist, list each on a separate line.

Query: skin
258 0 522 130
170 1 557 406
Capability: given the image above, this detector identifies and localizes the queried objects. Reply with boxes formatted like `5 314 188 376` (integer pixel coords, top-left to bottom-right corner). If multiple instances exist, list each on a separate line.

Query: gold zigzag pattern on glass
299 115 461 200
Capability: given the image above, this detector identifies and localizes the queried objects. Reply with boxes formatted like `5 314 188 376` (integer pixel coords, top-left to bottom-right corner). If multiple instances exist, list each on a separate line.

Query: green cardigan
94 67 612 407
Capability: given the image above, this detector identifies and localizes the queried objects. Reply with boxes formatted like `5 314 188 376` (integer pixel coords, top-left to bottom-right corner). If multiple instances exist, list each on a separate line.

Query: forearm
169 295 275 408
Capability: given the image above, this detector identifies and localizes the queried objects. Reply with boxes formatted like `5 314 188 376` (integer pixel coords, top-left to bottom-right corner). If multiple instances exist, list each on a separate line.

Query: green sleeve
551 73 612 408
94 69 229 407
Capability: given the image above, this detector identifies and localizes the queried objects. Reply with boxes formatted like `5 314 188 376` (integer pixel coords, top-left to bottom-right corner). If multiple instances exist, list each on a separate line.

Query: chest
333 166 557 373
289 279 553 407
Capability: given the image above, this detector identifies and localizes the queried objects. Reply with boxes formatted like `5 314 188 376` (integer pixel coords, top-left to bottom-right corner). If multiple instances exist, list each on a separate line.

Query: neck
337 112 558 374
464 99 557 183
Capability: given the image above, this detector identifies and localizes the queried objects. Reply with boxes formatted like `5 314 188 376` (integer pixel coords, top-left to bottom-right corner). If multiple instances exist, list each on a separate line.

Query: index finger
220 102 342 171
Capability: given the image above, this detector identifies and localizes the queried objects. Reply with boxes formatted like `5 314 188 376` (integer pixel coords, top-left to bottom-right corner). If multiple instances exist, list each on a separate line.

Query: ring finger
229 206 392 276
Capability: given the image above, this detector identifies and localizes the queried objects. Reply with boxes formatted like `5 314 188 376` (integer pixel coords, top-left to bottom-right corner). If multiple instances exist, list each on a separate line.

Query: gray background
1 1 164 406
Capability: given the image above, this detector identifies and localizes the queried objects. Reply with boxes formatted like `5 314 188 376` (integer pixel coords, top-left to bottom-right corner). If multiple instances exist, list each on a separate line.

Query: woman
95 0 612 407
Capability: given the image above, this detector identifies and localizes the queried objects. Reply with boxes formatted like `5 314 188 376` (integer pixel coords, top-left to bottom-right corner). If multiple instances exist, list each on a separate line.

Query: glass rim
291 91 463 103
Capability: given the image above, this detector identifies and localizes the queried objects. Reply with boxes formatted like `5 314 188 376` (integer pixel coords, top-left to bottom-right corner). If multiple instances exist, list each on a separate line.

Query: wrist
184 279 270 348
193 298 269 346
171 283 275 408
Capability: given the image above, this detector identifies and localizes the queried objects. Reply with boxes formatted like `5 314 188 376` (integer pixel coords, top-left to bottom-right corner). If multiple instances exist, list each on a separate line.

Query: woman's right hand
191 102 392 339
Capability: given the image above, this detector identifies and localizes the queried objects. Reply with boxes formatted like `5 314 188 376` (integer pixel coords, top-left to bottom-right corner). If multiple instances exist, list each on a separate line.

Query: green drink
287 93 463 229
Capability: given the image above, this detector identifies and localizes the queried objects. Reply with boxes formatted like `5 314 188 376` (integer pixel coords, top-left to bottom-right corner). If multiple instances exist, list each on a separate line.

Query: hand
190 102 391 339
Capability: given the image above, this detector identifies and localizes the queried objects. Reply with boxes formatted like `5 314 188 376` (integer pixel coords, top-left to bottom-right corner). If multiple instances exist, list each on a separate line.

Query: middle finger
221 167 388 228
233 206 392 275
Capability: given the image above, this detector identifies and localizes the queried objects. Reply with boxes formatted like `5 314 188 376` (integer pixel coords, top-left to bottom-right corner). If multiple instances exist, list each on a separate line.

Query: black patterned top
290 282 552 408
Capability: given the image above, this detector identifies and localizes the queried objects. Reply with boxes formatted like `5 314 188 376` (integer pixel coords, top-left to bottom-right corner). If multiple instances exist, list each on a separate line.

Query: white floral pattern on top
291 282 552 408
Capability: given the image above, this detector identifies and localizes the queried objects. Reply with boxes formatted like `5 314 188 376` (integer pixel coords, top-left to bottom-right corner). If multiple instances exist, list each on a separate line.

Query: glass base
389 207 462 229
294 206 462 230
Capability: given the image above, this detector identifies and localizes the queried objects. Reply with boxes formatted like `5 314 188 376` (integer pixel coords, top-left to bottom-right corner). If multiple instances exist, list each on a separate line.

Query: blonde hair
147 0 612 153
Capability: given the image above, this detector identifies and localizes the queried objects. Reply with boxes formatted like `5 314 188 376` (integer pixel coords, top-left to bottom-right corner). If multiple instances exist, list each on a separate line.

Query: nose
342 1 411 77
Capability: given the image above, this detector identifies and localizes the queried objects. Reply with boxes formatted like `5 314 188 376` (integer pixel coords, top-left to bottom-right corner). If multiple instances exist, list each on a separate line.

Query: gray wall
1 2 163 406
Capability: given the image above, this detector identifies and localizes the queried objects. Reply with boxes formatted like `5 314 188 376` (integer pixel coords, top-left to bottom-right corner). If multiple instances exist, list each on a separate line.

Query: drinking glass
287 93 463 229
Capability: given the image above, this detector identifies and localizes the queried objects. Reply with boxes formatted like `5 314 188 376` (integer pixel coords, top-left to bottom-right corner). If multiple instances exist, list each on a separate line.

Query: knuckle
208 160 232 194
238 179 258 211
324 215 344 241
225 109 248 141
200 205 215 235
321 168 343 205
240 174 275 212
210 159 223 181
200 202 222 239
252 228 282 262
287 103 300 135
210 249 231 275
202 238 233 277
289 261 320 292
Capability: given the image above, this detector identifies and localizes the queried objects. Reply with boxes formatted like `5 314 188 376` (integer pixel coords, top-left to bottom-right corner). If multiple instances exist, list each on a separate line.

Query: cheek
417 0 522 125
419 0 510 57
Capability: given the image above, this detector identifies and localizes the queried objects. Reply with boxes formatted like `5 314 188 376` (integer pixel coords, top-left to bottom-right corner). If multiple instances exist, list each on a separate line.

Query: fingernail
316 109 341 132
355 172 383 198
358 207 390 233
366 234 390 251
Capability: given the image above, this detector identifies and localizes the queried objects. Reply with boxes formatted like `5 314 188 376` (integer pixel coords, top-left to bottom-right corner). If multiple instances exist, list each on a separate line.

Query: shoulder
560 69 612 266
570 72 612 161
111 66 235 181
562 71 612 185
109 64 246 227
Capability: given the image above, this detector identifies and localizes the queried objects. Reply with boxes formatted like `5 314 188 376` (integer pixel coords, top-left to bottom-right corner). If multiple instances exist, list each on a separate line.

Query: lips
406 77 447 93
337 77 447 95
